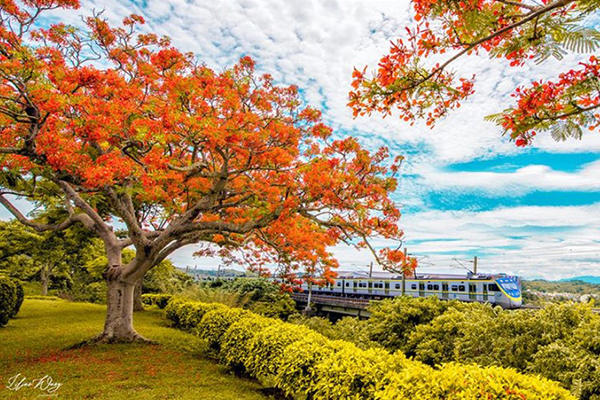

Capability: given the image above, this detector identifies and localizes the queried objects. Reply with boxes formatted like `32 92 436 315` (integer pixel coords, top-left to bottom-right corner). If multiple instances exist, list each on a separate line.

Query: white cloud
419 159 600 195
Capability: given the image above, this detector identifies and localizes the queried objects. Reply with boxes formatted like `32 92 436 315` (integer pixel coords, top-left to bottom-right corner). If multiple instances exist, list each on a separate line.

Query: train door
384 281 390 296
442 283 449 299
469 283 477 301
483 283 488 301
368 280 372 295
418 282 425 297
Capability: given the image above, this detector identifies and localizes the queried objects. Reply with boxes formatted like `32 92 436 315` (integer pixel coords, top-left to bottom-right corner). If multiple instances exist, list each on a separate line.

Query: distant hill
559 276 600 285
176 267 247 278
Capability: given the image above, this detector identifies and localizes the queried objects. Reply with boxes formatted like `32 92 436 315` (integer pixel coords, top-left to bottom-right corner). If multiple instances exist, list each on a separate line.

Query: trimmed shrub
312 344 410 400
245 323 317 379
165 298 226 330
0 276 17 326
274 337 341 398
377 362 575 400
196 307 250 350
165 298 576 400
220 315 272 371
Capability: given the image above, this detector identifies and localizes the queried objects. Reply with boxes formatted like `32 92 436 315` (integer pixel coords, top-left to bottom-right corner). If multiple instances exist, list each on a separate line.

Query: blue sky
4 0 600 280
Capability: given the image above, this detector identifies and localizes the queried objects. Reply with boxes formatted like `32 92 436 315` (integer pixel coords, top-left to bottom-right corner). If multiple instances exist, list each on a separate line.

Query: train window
411 284 417 290
368 282 372 288
427 284 433 290
346 282 350 287
459 285 465 291
433 284 440 290
337 282 341 286
395 284 401 289
488 283 499 292
451 285 458 291
442 283 449 291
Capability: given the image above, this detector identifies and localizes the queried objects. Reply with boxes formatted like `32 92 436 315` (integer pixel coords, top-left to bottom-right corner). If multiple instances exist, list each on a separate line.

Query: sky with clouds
3 0 600 280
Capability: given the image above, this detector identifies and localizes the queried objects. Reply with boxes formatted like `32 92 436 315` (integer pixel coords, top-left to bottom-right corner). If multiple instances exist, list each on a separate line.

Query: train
298 271 522 308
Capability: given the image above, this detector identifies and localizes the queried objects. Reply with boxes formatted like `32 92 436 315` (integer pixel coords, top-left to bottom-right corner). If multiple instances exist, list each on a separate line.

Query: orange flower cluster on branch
349 0 600 144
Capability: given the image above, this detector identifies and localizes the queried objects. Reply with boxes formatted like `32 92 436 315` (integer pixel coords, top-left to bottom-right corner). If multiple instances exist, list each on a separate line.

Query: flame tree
0 0 413 342
349 0 600 146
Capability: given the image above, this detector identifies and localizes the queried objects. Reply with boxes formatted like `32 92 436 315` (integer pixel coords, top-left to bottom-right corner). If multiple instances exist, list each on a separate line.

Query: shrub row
0 276 24 326
165 298 575 400
141 293 173 309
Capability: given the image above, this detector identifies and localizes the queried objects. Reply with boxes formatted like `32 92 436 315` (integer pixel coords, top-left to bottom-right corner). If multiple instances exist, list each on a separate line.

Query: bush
11 279 24 317
195 307 250 350
141 293 172 309
367 296 458 351
274 335 336 397
219 315 273 371
165 298 227 331
245 323 317 378
0 275 17 326
165 298 575 400
378 363 575 400
312 344 410 400
250 291 297 320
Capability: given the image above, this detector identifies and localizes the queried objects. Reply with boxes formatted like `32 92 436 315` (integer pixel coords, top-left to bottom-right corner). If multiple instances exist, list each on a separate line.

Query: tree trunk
97 278 144 343
133 279 144 312
41 264 49 296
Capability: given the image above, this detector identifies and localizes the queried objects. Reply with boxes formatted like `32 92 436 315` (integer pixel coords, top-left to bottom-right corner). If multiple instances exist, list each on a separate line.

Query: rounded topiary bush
245 323 316 379
196 307 250 350
376 362 576 400
274 335 337 398
0 276 17 327
311 343 408 400
220 315 273 371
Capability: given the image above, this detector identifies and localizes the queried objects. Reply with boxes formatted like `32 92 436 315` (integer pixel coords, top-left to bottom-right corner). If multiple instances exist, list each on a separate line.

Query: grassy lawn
0 298 271 400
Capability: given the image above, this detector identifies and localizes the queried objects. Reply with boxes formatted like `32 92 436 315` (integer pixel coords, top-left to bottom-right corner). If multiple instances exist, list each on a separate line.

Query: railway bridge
290 293 373 319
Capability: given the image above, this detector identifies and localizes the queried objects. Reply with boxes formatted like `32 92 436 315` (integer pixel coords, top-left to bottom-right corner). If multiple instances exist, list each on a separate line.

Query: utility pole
369 261 373 278
473 256 478 275
402 247 407 295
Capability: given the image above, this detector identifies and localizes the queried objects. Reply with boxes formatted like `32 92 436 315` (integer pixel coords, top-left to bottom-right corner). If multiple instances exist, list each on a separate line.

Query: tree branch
400 0 575 91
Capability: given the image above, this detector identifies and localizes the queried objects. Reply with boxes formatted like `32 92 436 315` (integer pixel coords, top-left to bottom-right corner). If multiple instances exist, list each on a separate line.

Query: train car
299 271 522 308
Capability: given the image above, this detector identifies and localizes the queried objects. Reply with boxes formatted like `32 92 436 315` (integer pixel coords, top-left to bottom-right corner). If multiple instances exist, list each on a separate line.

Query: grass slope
0 299 270 400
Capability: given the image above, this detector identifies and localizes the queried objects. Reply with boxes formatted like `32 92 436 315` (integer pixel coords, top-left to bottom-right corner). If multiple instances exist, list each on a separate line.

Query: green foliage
164 298 227 331
378 362 576 400
274 335 335 397
166 298 574 400
249 291 297 320
220 278 280 301
0 275 17 326
195 307 250 351
141 293 173 309
289 315 378 349
245 323 316 378
362 296 598 399
220 315 272 371
178 286 254 308
11 279 24 317
367 296 457 351
312 344 409 400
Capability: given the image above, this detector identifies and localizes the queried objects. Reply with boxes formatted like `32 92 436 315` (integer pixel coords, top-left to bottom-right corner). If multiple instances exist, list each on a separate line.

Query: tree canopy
349 0 600 146
0 0 413 341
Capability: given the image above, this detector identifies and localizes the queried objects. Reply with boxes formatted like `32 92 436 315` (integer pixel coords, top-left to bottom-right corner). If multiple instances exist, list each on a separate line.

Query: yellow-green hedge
165 299 575 400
